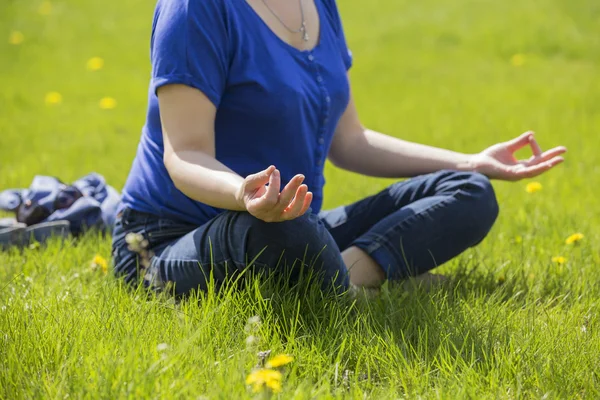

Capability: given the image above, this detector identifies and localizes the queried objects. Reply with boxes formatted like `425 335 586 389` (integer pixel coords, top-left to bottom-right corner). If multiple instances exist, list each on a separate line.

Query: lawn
1 0 600 398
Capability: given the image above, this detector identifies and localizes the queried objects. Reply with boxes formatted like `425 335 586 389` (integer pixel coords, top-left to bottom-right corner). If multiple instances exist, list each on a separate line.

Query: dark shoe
24 220 71 245
0 225 27 249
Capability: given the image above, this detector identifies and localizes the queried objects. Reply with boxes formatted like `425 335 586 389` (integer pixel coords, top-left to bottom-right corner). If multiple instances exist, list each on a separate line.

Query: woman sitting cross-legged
112 0 567 296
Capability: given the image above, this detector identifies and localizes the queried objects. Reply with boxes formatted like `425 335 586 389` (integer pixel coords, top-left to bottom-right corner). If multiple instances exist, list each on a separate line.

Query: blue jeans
111 170 499 295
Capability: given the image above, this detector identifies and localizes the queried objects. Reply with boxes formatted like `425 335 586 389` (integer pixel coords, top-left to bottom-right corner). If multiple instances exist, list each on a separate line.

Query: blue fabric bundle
0 172 120 235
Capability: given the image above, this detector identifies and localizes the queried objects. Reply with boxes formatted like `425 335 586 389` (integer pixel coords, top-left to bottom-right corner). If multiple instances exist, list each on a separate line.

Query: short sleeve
150 0 230 106
322 0 353 70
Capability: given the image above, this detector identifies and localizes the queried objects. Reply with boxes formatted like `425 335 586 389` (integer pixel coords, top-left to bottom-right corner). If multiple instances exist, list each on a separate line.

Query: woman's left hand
471 131 567 181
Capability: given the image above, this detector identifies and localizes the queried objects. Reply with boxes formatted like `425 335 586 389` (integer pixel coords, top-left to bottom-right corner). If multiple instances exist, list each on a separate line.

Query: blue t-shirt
121 0 353 226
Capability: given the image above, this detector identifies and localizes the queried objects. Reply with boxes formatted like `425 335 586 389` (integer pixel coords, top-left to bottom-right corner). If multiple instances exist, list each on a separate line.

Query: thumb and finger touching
244 167 313 221
528 136 543 157
263 169 281 204
506 131 566 170
482 131 566 181
245 165 276 190
506 131 535 152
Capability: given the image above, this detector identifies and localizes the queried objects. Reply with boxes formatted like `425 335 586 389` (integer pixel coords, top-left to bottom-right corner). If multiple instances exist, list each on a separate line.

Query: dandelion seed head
157 343 169 351
246 335 258 347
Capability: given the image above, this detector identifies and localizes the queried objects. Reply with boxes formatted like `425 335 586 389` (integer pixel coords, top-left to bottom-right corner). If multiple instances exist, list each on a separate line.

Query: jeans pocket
121 208 147 228
145 219 194 247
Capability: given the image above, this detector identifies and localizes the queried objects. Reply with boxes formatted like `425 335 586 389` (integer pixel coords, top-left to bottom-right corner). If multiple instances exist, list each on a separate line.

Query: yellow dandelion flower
86 57 104 71
246 368 282 393
9 31 25 45
511 53 525 67
551 256 567 264
515 235 523 244
565 233 584 245
91 254 108 274
266 378 282 393
99 97 117 109
38 1 52 15
266 354 294 368
45 92 62 105
525 182 542 194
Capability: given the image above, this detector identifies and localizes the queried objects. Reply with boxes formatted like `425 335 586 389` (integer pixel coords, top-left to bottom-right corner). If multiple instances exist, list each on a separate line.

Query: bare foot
349 284 381 299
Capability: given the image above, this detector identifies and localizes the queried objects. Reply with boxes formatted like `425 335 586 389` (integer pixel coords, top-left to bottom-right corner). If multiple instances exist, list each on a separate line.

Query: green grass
1 0 600 398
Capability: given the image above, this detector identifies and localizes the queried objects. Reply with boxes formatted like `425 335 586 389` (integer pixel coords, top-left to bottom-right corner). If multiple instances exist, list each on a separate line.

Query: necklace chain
260 0 309 42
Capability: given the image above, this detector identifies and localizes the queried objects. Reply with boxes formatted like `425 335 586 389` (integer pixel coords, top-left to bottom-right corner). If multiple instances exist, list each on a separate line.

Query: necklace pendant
301 21 309 42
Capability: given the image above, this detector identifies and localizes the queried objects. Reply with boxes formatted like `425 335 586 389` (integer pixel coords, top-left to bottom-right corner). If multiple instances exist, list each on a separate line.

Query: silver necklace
260 0 309 42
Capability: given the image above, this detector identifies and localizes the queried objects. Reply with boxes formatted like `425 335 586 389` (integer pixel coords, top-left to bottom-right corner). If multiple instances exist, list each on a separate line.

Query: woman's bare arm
159 84 247 210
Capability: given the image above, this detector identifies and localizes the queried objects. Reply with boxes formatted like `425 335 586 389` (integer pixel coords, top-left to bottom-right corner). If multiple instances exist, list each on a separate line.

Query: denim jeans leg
321 171 499 280
115 209 349 296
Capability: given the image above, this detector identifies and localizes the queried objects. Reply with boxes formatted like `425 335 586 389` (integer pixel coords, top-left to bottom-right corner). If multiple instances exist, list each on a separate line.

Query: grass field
2 0 600 398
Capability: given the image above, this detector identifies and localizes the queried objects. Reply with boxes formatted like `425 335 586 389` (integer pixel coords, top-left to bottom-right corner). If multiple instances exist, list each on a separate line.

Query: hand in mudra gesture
236 165 313 222
472 131 567 181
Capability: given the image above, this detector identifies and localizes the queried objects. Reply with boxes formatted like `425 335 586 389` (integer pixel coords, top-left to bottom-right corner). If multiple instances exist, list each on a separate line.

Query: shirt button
325 96 331 103
317 76 323 83
308 54 314 61
323 118 329 124
318 138 325 144
316 160 322 166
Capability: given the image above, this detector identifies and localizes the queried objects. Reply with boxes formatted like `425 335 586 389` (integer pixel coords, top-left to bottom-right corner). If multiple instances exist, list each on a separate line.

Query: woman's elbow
327 148 350 169
327 154 342 168
163 152 184 189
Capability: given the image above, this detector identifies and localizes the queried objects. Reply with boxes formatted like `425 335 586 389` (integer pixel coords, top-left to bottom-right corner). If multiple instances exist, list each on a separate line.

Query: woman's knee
468 172 499 215
424 170 499 242
400 170 500 224
241 213 348 288
461 172 499 240
242 213 334 264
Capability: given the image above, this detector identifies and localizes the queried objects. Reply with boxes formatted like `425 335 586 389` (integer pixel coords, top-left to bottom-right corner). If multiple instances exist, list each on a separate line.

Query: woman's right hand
236 165 313 222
